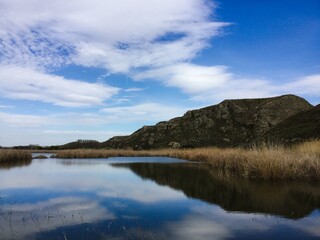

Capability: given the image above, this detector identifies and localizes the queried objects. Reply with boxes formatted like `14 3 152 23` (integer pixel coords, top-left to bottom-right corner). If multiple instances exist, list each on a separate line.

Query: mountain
103 94 313 149
264 104 320 145
44 139 102 150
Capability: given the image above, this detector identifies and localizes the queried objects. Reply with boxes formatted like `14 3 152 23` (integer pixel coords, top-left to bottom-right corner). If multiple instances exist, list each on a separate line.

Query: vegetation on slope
103 94 313 149
264 104 320 144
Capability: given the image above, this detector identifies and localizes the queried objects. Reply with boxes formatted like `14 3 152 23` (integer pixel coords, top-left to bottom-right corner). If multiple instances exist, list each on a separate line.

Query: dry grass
0 149 32 162
54 148 175 159
0 149 32 168
54 140 320 180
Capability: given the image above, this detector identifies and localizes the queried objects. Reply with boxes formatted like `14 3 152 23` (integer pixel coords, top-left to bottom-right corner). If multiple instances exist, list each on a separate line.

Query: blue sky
0 0 319 146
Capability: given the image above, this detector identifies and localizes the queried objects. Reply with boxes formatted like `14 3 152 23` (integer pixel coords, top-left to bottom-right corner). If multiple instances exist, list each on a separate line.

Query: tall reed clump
55 140 320 180
167 141 320 180
0 149 32 163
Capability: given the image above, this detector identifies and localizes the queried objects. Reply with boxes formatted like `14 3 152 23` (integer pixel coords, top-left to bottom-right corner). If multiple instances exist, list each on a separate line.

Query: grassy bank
54 140 320 180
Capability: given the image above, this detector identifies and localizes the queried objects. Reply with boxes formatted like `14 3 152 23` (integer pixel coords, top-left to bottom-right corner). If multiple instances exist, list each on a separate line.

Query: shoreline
54 140 320 180
1 140 319 180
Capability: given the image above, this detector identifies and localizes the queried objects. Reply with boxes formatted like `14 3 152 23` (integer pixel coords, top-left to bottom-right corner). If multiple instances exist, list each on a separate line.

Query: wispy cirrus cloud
1 0 318 107
0 0 318 147
0 0 227 72
0 0 229 109
0 65 119 107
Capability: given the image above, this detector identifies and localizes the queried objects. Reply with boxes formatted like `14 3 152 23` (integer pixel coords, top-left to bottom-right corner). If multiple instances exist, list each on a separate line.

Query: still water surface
0 156 320 240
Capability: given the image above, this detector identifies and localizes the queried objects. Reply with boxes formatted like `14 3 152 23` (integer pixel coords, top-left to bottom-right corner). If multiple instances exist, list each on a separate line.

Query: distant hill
103 94 313 149
264 104 320 145
61 139 102 149
44 139 102 150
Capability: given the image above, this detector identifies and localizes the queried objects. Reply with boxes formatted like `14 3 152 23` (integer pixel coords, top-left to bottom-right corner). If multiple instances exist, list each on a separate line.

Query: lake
0 156 320 240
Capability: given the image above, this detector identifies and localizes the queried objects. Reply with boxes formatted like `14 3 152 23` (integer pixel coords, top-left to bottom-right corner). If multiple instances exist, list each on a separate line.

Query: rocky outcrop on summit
104 95 313 149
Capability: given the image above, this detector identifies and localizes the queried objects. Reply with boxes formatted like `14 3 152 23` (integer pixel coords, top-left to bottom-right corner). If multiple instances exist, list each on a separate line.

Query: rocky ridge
103 94 313 149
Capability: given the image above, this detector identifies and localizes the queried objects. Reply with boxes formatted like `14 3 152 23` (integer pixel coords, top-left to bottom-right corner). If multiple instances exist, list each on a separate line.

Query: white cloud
0 127 129 147
0 111 108 129
123 88 145 92
2 102 188 128
1 0 317 108
134 63 275 101
101 102 189 122
0 65 119 107
0 101 189 146
0 0 229 110
284 74 320 96
134 63 319 103
0 111 48 127
0 110 130 145
0 104 13 109
134 63 233 94
191 78 276 102
0 0 227 72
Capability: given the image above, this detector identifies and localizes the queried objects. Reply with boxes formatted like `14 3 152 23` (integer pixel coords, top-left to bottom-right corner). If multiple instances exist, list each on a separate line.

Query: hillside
264 104 320 145
103 94 313 149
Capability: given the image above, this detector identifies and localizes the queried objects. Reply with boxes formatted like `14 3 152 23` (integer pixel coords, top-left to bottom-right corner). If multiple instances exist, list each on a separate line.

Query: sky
0 0 319 146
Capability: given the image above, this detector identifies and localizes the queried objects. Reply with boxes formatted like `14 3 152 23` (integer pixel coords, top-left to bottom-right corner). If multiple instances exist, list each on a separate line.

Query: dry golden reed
0 149 32 163
54 140 320 180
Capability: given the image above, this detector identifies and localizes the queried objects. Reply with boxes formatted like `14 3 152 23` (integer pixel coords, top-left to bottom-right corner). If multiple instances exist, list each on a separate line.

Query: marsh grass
54 140 320 180
0 149 32 168
0 149 32 162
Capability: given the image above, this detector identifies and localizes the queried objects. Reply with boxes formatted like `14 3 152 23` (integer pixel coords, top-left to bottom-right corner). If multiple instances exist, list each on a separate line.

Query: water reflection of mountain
113 163 320 219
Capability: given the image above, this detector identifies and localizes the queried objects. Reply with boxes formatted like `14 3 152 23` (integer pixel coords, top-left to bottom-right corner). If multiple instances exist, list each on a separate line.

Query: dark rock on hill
103 94 313 149
264 104 320 145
